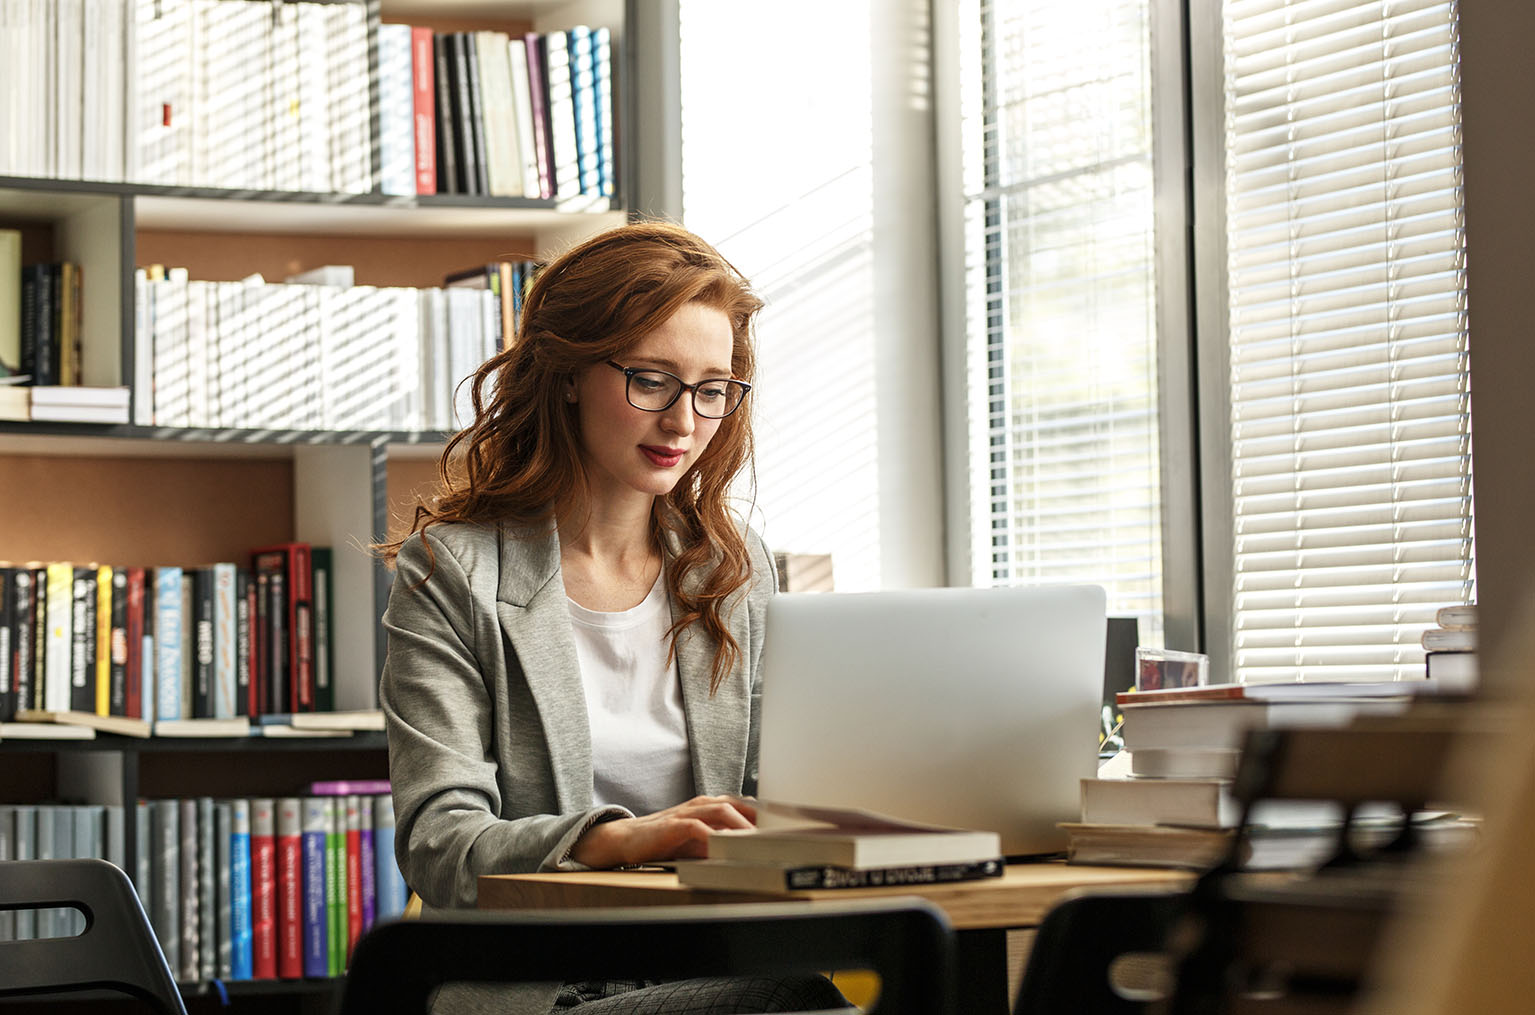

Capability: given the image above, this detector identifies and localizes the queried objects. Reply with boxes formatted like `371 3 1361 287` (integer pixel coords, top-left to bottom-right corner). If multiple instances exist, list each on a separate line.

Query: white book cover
293 1 331 193
474 30 520 197
0 1 23 175
318 284 377 431
194 0 263 190
378 22 415 196
419 287 451 431
132 268 152 424
542 29 580 200
210 279 241 428
265 0 302 192
386 287 422 430
135 0 194 185
184 279 212 427
81 0 107 179
325 1 370 194
445 287 484 431
55 0 83 179
150 274 190 426
505 37 541 200
238 280 285 428
289 283 323 429
118 0 135 181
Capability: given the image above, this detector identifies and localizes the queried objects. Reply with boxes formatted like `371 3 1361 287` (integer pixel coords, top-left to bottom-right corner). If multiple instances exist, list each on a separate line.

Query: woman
378 222 846 1014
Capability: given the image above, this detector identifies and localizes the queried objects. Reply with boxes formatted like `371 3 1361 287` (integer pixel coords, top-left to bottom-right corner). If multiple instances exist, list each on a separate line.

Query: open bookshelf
0 0 643 1005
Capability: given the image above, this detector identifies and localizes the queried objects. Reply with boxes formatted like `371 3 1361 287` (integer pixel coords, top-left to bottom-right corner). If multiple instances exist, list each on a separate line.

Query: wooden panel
134 231 539 289
385 457 446 543
0 454 293 568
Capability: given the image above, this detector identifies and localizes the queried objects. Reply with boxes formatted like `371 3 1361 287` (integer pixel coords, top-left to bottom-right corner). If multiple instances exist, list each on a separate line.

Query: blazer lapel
494 524 594 813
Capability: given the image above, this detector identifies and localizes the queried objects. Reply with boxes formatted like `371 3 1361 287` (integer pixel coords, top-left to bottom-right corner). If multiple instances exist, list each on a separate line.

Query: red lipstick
641 445 685 468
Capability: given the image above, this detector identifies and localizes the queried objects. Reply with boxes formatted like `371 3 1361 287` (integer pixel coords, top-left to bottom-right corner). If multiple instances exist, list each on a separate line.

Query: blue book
154 566 184 721
231 800 253 980
567 26 599 195
301 797 328 978
591 26 614 198
372 795 407 920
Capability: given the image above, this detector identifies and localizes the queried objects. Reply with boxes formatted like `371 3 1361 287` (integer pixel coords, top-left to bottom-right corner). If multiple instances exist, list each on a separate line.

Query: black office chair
336 897 956 1015
0 857 187 1014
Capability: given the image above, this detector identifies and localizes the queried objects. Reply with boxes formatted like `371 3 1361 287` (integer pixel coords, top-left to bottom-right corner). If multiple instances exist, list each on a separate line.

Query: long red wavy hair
380 221 765 693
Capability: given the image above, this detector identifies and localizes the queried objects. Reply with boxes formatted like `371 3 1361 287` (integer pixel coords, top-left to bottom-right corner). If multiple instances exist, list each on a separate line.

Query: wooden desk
480 863 1193 1014
479 862 1191 931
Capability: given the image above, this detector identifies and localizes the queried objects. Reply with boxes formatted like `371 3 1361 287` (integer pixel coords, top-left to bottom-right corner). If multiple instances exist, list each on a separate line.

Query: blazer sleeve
379 529 627 909
741 527 777 797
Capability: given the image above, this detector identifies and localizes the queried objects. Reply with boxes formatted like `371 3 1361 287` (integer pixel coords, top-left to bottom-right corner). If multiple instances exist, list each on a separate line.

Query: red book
124 567 145 719
251 798 278 979
277 798 303 979
246 577 261 716
411 26 437 194
250 543 314 712
344 795 363 959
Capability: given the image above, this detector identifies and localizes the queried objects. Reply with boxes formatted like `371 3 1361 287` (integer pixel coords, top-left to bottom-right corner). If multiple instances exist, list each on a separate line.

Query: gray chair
336 897 956 1015
0 857 186 1014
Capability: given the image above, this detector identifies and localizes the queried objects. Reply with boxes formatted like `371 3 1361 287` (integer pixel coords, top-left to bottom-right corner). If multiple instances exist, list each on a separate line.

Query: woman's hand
571 795 758 869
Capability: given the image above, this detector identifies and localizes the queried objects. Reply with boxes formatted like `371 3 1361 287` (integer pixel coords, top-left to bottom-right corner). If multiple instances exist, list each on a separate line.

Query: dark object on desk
338 898 955 1015
0 857 187 1014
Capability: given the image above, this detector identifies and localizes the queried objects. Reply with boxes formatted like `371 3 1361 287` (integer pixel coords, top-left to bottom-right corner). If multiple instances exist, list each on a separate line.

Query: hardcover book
250 797 277 979
673 857 1004 894
705 799 1002 870
411 26 437 194
301 796 329 978
230 798 253 980
276 796 303 979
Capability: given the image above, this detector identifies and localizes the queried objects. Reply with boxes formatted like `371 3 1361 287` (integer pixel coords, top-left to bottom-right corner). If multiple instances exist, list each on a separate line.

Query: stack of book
676 800 1004 894
1063 681 1426 869
1423 603 1477 691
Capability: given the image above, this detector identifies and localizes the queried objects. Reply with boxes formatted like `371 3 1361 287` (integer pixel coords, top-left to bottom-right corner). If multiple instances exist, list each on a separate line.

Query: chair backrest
1012 886 1187 1015
336 897 955 1015
1168 715 1466 1014
0 858 187 1015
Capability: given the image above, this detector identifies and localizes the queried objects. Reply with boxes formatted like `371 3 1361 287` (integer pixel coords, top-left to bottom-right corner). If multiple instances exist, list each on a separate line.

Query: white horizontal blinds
1224 0 1473 683
964 0 1164 636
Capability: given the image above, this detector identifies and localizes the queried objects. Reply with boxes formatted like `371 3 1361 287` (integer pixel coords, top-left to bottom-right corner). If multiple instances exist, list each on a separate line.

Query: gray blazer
379 519 776 911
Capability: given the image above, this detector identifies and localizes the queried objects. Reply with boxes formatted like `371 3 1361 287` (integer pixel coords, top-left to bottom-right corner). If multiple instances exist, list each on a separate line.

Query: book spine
191 567 214 718
32 566 48 713
372 795 406 920
309 779 391 797
326 796 343 975
154 566 183 721
301 796 329 978
276 797 303 979
311 547 333 712
459 32 490 196
213 562 237 718
10 571 33 722
292 544 313 712
0 568 14 723
215 799 233 982
523 34 553 199
344 795 362 959
108 567 128 715
593 26 614 197
234 569 251 717
250 797 276 980
197 796 215 983
178 797 198 982
411 26 436 194
140 570 155 721
152 798 180 978
179 573 193 719
432 34 458 194
96 565 112 715
69 565 95 713
359 796 376 935
246 571 261 717
230 798 253 980
45 562 73 713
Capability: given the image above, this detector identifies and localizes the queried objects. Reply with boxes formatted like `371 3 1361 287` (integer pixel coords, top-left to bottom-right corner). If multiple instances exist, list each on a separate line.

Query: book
152 716 252 738
522 33 553 199
373 795 406 921
567 26 598 195
542 29 580 199
1426 650 1477 690
310 547 333 712
230 798 253 981
0 567 15 722
410 26 437 194
308 778 390 797
1434 603 1477 630
1115 680 1427 706
674 857 1005 893
0 229 20 379
95 566 112 716
344 795 362 959
178 797 198 982
1127 746 1243 780
276 797 302 980
505 36 540 199
154 566 183 721
215 800 232 981
377 23 416 197
197 796 215 983
592 26 615 198
44 562 73 714
0 719 96 741
107 566 127 716
69 565 97 713
250 797 277 980
8 570 34 723
250 543 312 713
358 797 376 938
1421 627 1476 652
301 796 329 979
326 796 344 975
234 568 251 717
151 798 180 977
1119 697 1414 753
1079 774 1350 830
432 33 459 195
455 32 490 196
126 566 146 719
191 566 214 718
706 800 1002 869
212 562 237 718
18 709 151 738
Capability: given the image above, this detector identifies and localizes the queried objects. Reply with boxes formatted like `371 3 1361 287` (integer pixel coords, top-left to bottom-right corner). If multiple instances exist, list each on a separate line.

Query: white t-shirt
567 574 694 815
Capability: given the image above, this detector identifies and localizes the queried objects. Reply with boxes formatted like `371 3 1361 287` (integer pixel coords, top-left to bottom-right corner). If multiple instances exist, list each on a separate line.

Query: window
956 0 1166 641
1212 0 1473 682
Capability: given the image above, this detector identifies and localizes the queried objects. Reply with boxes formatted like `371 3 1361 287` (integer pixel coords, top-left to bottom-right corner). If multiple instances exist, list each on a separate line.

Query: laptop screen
756 584 1107 856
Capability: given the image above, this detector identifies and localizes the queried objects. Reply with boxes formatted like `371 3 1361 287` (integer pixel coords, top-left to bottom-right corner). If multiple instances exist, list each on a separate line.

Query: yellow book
96 565 112 715
58 262 82 386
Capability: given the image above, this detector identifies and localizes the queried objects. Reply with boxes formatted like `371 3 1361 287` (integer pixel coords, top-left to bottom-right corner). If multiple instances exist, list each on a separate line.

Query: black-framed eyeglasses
606 361 751 419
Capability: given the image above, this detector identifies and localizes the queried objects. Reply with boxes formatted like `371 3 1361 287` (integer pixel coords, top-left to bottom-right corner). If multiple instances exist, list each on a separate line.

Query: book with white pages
706 798 1002 870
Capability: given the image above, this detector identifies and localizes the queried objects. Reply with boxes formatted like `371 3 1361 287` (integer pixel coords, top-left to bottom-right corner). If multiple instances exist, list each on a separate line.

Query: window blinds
1223 0 1473 682
961 0 1165 636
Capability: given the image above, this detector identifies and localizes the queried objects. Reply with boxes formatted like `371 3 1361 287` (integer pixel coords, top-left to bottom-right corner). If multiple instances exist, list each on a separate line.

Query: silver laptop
756 584 1107 856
